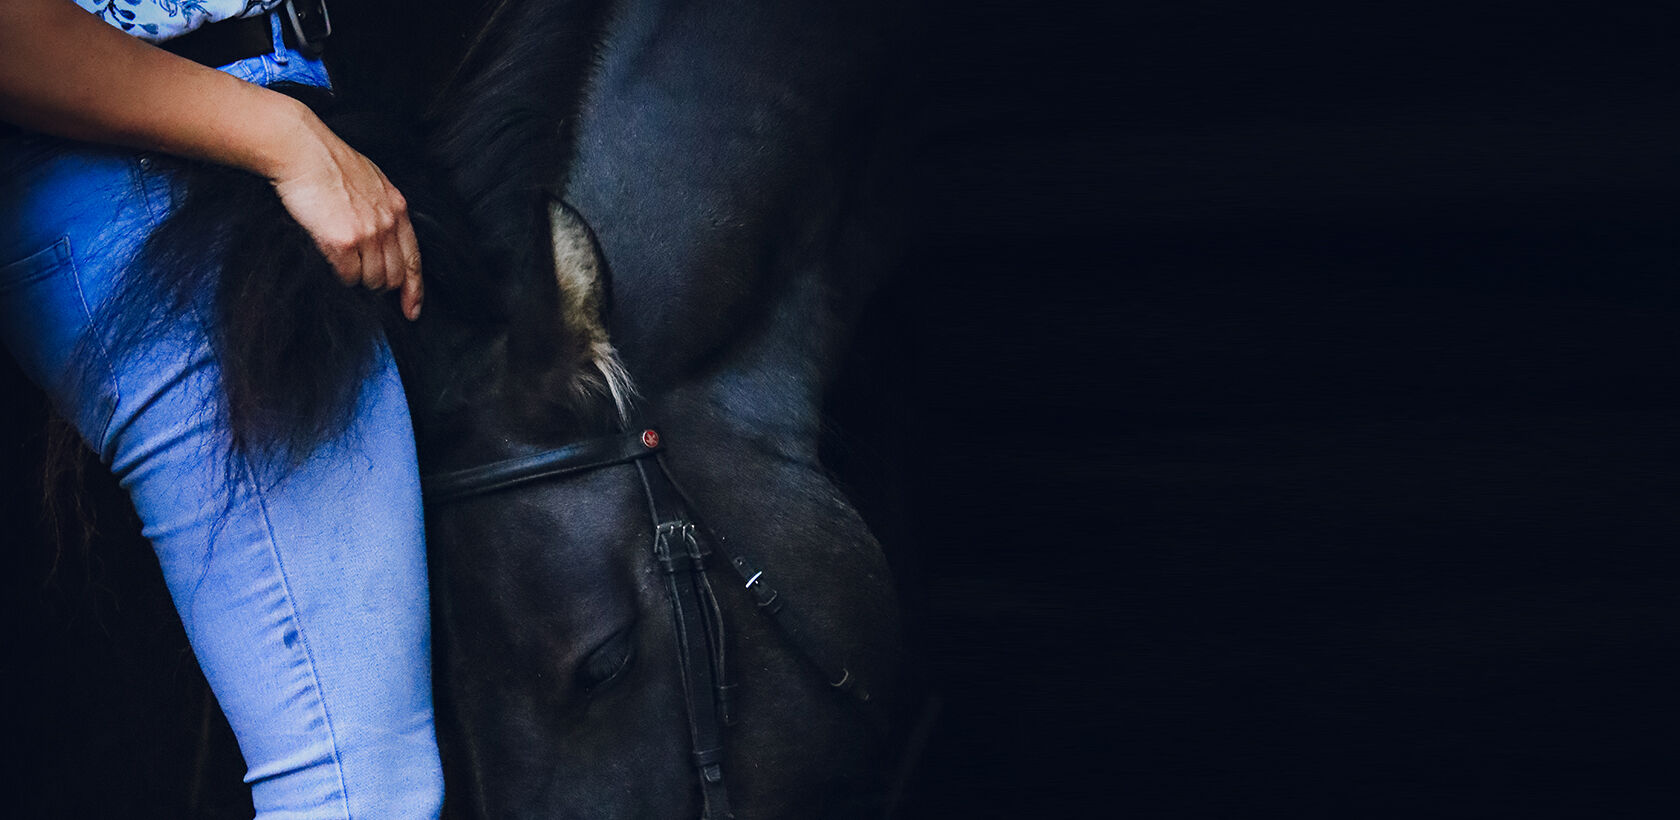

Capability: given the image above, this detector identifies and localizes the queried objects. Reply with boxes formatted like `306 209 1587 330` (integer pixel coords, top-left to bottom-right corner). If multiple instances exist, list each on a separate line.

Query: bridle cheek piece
422 428 871 819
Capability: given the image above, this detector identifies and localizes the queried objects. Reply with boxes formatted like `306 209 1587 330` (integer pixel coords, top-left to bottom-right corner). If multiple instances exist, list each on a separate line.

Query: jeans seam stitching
62 236 121 450
243 456 356 819
133 152 176 225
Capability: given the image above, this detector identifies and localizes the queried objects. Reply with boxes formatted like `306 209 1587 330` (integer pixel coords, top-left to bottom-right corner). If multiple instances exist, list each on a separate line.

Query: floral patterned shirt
74 0 284 43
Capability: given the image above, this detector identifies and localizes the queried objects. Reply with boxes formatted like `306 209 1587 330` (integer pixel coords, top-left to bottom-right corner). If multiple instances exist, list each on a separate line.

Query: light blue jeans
0 15 444 819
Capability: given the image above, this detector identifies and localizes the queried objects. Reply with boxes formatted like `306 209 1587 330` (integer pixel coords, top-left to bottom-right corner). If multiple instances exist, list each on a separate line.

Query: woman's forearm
0 0 424 318
0 0 319 179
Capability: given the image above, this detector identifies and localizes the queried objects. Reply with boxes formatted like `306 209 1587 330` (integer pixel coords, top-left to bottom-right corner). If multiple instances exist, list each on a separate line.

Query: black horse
105 0 910 816
410 1 910 815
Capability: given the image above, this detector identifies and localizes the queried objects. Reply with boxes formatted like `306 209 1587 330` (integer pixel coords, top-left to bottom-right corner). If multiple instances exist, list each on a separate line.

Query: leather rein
421 428 872 819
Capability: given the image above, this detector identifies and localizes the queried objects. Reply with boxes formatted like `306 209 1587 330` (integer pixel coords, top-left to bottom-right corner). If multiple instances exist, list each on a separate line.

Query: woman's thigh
0 135 443 819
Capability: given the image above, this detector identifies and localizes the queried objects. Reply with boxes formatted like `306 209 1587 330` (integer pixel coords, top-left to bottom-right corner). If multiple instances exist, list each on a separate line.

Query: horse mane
423 0 621 427
94 85 460 469
79 0 620 473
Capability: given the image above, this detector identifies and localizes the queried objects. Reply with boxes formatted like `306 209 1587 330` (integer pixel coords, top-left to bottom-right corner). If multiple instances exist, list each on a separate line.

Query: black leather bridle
422 428 872 819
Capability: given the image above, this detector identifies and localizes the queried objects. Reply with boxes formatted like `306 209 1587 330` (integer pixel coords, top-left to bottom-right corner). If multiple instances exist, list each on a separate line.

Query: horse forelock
404 0 623 436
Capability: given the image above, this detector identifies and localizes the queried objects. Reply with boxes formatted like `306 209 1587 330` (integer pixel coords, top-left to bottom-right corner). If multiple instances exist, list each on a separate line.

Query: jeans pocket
0 235 72 292
0 236 120 448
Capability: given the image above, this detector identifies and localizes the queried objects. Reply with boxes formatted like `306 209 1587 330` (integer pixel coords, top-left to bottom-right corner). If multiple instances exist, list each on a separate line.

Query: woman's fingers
394 208 424 320
359 222 390 293
322 238 361 287
380 220 402 291
270 125 423 319
378 174 423 319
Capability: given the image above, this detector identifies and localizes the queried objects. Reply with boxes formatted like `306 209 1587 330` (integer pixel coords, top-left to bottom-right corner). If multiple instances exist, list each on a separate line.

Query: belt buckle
284 0 332 57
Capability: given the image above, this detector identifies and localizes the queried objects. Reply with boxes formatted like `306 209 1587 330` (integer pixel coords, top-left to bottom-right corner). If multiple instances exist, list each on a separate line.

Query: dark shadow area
0 364 249 815
826 1 1678 816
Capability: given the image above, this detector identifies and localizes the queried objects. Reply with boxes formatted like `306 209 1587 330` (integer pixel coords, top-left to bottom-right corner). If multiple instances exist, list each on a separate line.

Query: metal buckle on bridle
284 0 332 57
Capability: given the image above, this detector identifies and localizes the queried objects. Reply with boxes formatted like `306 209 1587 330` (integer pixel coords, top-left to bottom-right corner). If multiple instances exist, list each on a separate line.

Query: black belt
160 0 331 69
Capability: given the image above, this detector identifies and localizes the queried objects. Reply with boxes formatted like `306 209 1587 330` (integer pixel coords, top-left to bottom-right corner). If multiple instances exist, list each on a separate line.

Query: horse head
403 0 906 816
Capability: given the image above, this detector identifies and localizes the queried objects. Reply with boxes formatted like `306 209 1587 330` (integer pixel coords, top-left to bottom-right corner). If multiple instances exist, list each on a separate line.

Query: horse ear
549 199 636 419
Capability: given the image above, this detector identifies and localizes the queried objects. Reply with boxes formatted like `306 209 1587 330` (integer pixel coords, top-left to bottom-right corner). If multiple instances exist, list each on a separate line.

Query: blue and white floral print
75 0 283 43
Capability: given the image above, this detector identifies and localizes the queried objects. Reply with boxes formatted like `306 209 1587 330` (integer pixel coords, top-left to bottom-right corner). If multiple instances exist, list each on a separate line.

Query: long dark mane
75 86 449 473
81 0 617 474
416 0 622 438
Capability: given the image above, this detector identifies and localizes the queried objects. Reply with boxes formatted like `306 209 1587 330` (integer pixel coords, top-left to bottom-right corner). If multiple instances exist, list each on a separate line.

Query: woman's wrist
239 90 332 182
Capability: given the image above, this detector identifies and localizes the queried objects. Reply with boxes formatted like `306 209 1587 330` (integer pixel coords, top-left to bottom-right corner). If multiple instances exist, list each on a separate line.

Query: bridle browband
421 428 873 819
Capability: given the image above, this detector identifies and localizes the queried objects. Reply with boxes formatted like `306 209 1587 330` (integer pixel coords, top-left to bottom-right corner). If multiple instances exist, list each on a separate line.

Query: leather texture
421 428 660 505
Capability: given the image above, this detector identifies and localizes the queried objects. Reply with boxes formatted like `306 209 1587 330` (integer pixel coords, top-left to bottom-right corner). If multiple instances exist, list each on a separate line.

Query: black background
843 1 1679 816
6 2 1680 816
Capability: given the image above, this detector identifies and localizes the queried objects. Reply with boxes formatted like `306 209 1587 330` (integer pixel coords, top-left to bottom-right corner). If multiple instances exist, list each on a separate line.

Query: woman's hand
0 0 423 320
268 112 424 320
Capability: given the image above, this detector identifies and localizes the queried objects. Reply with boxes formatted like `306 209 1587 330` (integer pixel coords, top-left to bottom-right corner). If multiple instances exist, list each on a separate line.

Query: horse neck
555 0 895 451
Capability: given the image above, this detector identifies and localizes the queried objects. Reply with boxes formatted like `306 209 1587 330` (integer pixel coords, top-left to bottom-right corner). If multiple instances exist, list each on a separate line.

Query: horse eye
577 627 636 693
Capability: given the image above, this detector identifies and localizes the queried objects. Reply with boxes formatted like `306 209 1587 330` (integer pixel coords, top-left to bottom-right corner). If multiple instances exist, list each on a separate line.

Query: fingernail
409 303 422 321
